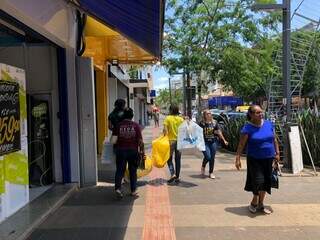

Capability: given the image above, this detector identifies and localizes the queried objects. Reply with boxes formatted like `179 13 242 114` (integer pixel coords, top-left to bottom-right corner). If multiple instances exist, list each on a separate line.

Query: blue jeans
202 141 217 174
167 140 181 178
115 149 138 192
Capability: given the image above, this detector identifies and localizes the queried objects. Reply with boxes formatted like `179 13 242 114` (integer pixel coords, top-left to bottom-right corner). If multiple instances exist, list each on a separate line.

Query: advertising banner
4 152 28 185
0 64 27 137
0 159 4 194
0 81 20 156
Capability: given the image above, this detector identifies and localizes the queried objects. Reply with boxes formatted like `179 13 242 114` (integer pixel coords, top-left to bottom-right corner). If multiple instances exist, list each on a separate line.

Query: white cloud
154 76 170 90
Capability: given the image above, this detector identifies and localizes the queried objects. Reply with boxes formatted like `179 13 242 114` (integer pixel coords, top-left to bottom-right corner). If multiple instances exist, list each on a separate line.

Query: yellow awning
83 17 158 70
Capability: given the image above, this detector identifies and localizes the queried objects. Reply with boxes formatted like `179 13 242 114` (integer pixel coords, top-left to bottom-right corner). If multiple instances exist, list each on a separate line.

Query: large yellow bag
152 135 170 168
125 155 153 179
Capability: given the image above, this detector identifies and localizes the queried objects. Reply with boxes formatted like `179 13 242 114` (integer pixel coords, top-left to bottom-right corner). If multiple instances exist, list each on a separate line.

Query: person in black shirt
199 110 228 179
108 99 126 131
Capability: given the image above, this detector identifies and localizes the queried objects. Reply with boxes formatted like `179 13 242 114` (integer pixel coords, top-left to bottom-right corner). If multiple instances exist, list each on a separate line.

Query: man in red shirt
112 108 144 198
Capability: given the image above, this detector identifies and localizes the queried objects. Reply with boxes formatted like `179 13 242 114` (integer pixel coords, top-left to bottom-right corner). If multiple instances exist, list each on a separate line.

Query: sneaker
167 175 177 183
174 178 180 184
248 203 257 213
209 173 216 179
201 167 205 175
115 189 123 199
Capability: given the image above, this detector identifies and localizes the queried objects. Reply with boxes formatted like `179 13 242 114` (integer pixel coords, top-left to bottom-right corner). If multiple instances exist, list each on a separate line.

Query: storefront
83 6 164 153
0 0 80 223
0 0 164 223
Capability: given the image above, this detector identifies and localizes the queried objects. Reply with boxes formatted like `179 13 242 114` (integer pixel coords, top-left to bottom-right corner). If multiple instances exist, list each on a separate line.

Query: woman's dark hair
123 107 134 119
169 104 179 115
247 104 260 121
114 99 126 110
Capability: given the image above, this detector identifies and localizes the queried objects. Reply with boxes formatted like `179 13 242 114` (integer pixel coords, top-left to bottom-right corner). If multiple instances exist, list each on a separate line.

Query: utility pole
186 71 192 118
283 0 291 168
283 0 291 122
186 46 192 118
169 77 172 105
252 0 292 168
183 71 186 115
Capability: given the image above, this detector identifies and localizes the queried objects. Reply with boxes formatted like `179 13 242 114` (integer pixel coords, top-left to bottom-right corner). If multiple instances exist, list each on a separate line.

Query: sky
152 0 320 92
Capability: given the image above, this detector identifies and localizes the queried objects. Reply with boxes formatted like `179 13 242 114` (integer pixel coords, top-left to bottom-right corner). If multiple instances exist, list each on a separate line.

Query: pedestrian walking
199 110 228 179
235 104 280 214
153 105 160 127
108 98 126 131
111 108 144 199
163 104 184 183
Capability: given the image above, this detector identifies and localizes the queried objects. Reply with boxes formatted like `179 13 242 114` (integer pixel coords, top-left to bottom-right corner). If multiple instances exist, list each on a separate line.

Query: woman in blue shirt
235 105 280 214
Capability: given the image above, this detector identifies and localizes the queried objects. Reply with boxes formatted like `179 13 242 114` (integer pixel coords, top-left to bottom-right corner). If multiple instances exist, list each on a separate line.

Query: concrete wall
0 0 77 48
65 47 80 183
117 80 129 106
108 77 117 116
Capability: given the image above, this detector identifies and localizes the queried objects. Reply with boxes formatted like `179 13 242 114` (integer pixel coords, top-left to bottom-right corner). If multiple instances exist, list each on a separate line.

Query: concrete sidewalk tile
171 204 320 227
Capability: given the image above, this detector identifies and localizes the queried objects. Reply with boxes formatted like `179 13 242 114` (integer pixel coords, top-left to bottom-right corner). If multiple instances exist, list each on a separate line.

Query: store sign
0 81 20 155
150 90 156 97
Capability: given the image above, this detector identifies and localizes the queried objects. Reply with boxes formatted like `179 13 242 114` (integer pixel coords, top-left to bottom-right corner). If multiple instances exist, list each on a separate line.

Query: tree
218 37 279 100
155 88 183 110
301 32 320 101
163 0 280 100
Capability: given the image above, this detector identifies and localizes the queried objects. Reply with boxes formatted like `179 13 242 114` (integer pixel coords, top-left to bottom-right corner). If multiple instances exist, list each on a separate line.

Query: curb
19 184 78 240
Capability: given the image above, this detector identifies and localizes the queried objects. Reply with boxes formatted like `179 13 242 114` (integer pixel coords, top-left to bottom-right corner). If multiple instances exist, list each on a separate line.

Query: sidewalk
26 120 320 240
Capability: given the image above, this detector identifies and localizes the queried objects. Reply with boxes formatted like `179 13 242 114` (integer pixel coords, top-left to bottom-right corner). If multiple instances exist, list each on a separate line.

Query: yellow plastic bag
125 155 153 179
152 135 170 168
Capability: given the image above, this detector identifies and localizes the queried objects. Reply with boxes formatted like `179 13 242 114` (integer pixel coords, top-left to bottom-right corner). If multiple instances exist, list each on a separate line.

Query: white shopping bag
177 121 205 151
100 139 116 164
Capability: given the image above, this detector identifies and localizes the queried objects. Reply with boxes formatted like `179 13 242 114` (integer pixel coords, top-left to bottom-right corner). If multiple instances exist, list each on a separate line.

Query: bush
220 110 320 167
298 110 320 166
221 116 247 152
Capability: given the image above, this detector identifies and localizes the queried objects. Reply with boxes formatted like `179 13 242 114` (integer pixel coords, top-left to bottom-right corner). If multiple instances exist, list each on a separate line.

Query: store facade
0 0 164 224
0 0 80 222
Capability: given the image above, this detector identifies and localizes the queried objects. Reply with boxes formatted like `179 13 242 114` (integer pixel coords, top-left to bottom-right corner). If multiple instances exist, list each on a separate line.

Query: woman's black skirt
245 156 273 195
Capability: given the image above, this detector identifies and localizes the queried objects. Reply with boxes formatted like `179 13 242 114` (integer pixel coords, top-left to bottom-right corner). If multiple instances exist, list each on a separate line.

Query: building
0 0 164 228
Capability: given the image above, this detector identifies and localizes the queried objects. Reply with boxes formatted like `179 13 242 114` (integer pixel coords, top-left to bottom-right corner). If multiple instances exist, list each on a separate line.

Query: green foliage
298 110 320 166
221 117 247 152
300 32 320 98
128 66 139 79
219 111 320 167
155 88 183 109
163 0 281 99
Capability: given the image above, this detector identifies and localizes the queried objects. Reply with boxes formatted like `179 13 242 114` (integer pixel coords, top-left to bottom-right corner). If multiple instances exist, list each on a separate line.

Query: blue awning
79 0 164 59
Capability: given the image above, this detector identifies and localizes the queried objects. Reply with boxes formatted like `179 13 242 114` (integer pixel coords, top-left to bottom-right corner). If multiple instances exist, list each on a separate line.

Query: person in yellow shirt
163 104 184 183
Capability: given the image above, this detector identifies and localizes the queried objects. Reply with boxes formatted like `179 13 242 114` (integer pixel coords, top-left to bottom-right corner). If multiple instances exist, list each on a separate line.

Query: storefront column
95 70 108 154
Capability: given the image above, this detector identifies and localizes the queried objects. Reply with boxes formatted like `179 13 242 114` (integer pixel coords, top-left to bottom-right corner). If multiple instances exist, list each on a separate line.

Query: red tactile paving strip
142 127 176 240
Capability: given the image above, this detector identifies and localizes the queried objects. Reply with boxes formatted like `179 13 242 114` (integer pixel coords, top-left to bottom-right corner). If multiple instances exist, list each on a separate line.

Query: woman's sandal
258 203 272 214
248 202 258 213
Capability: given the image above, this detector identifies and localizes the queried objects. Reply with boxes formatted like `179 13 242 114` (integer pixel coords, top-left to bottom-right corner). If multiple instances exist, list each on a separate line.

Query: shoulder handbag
271 161 279 189
136 140 146 170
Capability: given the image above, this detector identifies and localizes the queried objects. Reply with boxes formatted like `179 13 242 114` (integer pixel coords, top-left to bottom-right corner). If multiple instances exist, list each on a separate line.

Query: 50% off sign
0 81 20 155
